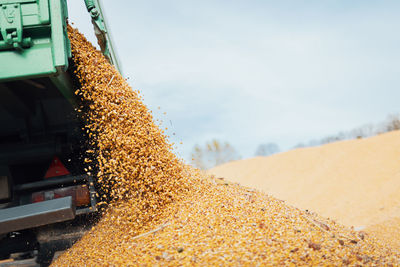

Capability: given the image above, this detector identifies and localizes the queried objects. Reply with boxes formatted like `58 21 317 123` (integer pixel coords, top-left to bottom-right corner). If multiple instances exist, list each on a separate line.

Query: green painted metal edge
50 0 70 72
0 0 36 4
50 71 76 105
0 0 70 81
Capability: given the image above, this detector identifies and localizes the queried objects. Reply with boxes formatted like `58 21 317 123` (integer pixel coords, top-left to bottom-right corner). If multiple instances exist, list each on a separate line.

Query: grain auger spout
84 0 119 69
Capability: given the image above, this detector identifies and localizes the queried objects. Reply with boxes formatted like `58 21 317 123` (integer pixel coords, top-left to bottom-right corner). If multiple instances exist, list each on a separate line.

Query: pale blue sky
68 1 400 161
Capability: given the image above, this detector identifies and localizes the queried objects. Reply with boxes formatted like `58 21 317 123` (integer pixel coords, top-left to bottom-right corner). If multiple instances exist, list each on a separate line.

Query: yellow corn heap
53 27 400 266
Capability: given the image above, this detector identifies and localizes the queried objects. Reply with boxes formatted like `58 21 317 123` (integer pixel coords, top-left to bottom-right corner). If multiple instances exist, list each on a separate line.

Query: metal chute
84 0 121 72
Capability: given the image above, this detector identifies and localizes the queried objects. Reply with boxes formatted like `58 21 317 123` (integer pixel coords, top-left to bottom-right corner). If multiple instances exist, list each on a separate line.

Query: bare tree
292 114 400 150
191 139 241 170
255 143 280 156
385 114 400 132
293 143 306 149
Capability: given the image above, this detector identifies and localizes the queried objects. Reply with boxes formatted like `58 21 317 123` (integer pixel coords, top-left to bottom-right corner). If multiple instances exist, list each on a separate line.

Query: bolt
90 9 99 18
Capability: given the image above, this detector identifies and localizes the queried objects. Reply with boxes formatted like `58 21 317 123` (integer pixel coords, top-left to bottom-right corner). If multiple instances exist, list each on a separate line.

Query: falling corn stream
52 27 400 266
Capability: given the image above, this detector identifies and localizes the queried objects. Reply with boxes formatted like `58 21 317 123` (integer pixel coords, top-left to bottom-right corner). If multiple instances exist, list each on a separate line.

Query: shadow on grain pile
52 27 400 266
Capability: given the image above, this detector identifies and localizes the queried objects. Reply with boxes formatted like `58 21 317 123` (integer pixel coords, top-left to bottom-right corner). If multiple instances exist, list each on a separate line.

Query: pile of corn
367 218 400 252
53 27 400 266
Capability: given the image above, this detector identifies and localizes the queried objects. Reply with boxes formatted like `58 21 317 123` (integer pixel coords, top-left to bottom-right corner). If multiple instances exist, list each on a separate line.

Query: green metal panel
0 0 70 81
1 41 54 76
50 70 75 104
38 0 49 24
50 0 69 71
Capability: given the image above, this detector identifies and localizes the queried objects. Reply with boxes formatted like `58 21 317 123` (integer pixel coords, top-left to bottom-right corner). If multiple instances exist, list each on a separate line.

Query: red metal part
44 156 70 179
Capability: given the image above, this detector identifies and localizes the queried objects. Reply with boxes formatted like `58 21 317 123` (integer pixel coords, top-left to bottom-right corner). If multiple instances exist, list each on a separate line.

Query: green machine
0 0 119 265
0 0 118 86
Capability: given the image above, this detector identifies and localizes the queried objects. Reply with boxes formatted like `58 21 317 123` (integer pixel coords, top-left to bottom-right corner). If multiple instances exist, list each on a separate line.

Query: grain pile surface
209 131 400 249
366 218 400 252
53 27 400 266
